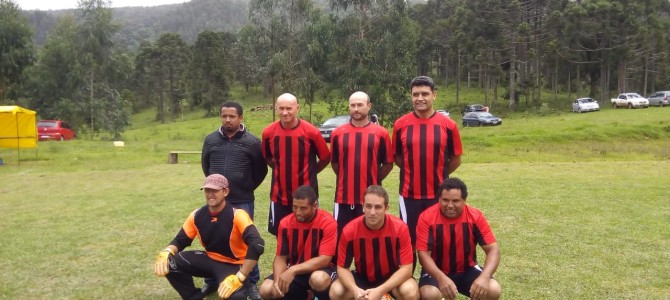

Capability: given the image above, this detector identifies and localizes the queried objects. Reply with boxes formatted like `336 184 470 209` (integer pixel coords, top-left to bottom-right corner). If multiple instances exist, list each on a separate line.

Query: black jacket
202 125 268 203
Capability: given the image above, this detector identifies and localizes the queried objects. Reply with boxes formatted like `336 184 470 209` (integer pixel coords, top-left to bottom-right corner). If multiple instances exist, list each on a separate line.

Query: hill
22 0 250 49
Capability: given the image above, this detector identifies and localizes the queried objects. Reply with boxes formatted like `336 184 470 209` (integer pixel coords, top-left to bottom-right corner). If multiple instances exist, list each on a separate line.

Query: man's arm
378 162 393 181
418 250 457 299
271 255 289 296
201 141 210 176
336 266 366 299
250 141 268 189
316 156 331 173
277 255 333 294
367 264 413 299
331 162 339 174
446 155 461 176
469 242 500 297
394 153 403 168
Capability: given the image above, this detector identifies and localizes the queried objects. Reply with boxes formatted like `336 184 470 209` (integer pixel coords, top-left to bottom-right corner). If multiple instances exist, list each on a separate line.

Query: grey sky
14 0 186 10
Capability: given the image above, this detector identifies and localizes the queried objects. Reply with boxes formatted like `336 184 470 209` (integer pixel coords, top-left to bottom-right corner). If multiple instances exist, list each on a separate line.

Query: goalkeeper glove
154 248 174 277
218 271 246 299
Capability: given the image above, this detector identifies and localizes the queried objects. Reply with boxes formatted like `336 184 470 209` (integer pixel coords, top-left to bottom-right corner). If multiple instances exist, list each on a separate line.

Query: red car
37 120 77 141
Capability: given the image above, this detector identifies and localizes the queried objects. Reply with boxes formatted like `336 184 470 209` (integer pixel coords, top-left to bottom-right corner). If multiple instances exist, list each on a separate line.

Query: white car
572 98 600 113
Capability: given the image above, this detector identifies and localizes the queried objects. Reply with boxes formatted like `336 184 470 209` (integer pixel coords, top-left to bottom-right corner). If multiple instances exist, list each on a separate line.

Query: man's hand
218 272 245 299
469 274 490 300
436 275 458 300
153 248 174 277
276 267 295 294
364 287 385 300
354 287 368 300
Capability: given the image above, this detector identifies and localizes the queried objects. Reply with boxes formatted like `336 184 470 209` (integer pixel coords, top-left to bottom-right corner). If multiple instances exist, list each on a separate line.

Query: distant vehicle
462 104 487 116
436 109 450 118
647 91 670 107
572 97 600 113
611 93 649 109
37 120 76 141
462 112 502 127
318 115 350 142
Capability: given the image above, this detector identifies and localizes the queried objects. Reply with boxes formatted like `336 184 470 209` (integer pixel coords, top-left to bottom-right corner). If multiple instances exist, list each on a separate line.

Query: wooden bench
168 151 202 164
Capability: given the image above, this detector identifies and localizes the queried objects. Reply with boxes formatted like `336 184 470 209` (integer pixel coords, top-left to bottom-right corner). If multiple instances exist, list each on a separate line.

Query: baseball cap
201 174 229 190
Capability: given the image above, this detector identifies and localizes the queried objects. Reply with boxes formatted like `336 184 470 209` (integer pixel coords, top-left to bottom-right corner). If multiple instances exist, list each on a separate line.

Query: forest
1 0 669 138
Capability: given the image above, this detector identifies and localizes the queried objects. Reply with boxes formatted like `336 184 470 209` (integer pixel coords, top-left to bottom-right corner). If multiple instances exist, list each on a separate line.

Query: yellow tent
0 105 37 149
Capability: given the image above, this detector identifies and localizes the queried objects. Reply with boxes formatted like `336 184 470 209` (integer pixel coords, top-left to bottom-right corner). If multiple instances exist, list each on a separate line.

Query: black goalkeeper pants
165 250 248 300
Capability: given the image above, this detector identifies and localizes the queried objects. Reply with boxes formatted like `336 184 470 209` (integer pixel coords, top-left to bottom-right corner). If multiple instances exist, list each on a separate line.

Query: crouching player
259 185 338 299
417 178 501 300
330 185 419 300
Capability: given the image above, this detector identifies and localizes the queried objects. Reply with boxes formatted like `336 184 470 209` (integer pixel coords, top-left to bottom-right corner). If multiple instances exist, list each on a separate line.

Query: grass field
1 102 669 299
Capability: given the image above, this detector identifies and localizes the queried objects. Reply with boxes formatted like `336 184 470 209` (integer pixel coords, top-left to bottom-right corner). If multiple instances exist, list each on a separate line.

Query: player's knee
486 279 501 300
329 279 346 299
419 285 442 300
309 271 332 291
397 278 419 300
259 279 275 299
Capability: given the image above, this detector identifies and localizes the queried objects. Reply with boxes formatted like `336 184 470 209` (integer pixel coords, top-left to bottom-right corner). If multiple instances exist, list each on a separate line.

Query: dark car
318 115 350 142
462 104 487 116
462 112 502 127
37 120 77 141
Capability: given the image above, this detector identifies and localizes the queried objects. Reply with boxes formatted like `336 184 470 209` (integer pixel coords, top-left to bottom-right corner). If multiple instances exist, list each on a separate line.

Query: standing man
329 185 419 300
330 91 393 232
202 101 267 299
416 178 501 300
259 185 338 300
153 174 265 300
262 93 331 236
393 75 463 245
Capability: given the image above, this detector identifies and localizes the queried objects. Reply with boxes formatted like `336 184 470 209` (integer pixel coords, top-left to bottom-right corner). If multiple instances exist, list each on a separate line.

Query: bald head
349 91 370 104
348 91 372 123
276 93 300 127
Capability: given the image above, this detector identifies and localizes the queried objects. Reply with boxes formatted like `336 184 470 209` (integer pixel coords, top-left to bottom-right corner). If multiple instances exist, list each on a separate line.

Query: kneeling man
330 185 419 300
417 178 501 300
259 185 338 299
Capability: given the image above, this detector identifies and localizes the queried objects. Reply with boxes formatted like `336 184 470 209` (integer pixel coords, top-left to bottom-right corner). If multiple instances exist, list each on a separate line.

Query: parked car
436 109 450 118
318 115 350 142
647 91 670 107
461 104 487 116
611 93 649 109
37 120 76 141
572 97 600 113
462 112 502 127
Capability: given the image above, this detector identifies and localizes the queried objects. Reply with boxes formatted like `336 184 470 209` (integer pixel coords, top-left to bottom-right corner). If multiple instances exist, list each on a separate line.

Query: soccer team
153 76 502 300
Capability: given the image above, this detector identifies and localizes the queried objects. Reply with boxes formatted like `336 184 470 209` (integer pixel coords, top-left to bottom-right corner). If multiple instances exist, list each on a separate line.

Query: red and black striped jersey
262 120 330 205
330 123 393 205
393 112 463 199
337 214 414 283
415 204 496 275
277 209 338 266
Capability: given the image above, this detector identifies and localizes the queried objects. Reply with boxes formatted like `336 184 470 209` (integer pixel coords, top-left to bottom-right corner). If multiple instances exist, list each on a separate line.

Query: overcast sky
14 0 187 10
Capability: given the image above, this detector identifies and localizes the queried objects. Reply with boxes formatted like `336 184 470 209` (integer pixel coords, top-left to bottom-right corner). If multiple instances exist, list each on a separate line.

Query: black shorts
265 266 337 298
398 196 438 243
418 266 493 298
352 272 399 298
334 203 363 233
268 201 293 236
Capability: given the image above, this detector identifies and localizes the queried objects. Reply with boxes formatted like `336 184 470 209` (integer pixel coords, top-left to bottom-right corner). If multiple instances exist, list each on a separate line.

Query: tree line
1 0 668 138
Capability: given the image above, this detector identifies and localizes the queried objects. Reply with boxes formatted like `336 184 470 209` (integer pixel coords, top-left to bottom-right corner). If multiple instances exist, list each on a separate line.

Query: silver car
647 91 670 107
572 97 600 113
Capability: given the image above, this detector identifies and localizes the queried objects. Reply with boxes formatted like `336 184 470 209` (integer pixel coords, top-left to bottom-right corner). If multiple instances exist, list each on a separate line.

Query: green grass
0 103 669 299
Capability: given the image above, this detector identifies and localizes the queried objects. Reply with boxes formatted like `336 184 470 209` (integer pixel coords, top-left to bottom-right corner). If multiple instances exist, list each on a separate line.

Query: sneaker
247 284 262 300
